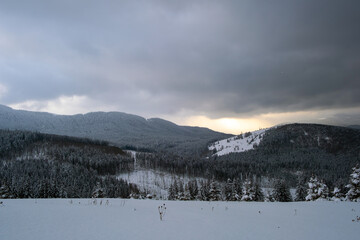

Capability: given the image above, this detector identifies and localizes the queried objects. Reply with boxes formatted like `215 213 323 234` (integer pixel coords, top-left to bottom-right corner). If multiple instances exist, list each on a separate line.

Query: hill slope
210 123 360 156
0 129 138 198
0 105 230 155
203 123 360 186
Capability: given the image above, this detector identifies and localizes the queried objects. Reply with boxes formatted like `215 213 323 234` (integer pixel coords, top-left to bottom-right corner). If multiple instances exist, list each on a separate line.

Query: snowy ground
1 199 359 240
118 169 207 199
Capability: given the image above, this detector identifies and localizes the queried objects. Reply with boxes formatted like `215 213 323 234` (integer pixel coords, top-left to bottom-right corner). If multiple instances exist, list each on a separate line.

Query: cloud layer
0 0 359 128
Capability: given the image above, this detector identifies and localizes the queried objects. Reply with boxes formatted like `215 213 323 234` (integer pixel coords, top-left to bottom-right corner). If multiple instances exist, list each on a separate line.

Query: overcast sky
0 0 359 133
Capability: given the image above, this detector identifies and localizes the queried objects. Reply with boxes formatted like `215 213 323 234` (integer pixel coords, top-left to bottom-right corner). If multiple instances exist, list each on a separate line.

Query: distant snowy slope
209 128 268 156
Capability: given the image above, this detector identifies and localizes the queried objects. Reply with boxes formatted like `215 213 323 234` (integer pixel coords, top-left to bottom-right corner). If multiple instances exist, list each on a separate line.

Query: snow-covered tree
331 187 344 201
318 180 329 200
305 176 329 201
183 183 191 201
241 179 254 201
168 182 176 200
264 190 275 202
177 179 185 200
252 183 264 202
346 165 360 202
273 180 292 202
233 178 242 200
199 180 210 201
92 183 104 198
224 179 234 201
208 179 222 201
188 180 199 200
305 176 320 201
0 184 11 198
223 178 241 201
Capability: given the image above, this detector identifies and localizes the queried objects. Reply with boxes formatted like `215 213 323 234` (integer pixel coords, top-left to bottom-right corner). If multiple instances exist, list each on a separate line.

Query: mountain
209 123 360 156
204 123 360 186
258 123 360 154
0 104 230 155
348 125 360 130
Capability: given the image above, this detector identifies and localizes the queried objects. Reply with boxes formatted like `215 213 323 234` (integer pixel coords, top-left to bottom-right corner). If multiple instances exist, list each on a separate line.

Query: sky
0 0 359 134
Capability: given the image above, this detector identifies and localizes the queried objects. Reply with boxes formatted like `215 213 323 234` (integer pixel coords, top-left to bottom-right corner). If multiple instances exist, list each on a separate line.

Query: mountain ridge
0 104 231 155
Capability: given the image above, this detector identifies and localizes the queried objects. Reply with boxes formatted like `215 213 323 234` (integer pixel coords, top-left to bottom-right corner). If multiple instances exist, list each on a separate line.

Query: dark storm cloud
0 0 359 118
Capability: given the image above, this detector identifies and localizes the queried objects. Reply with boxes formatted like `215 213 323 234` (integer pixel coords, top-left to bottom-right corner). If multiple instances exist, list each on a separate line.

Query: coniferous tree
318 180 329 200
253 183 264 202
0 184 11 198
305 175 321 201
264 190 275 202
188 179 199 200
273 180 292 202
331 187 344 201
177 179 185 200
168 181 176 200
173 179 179 199
208 179 221 201
183 183 191 200
224 179 234 201
295 178 307 201
233 178 242 201
305 176 329 201
92 183 104 198
199 180 210 201
241 178 254 201
346 165 360 202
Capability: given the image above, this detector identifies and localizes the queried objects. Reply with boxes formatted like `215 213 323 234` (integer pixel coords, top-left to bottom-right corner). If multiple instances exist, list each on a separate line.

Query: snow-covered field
209 128 267 156
1 199 359 240
118 169 207 199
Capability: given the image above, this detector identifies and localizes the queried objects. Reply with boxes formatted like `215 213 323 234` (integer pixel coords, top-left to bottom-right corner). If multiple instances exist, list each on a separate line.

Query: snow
118 169 207 199
1 199 359 240
209 128 268 156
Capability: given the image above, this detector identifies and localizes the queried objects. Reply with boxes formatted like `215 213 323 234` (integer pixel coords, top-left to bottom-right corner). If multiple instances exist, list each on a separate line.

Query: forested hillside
135 124 360 189
0 104 230 155
0 130 138 198
1 123 359 200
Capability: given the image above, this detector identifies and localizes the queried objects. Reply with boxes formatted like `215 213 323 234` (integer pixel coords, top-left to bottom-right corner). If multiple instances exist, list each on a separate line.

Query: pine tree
295 178 307 201
173 179 179 199
346 165 360 202
253 183 264 202
305 175 329 201
208 179 222 201
0 184 11 198
318 180 329 200
241 178 254 201
92 183 104 198
183 183 191 201
264 190 275 202
177 179 185 200
331 187 344 201
200 180 210 201
168 181 176 200
224 179 234 201
233 178 242 201
188 180 199 200
306 176 320 201
273 180 292 202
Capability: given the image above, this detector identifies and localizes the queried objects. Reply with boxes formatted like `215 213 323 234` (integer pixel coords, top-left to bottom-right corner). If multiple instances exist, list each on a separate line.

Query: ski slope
209 128 267 156
1 199 359 240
